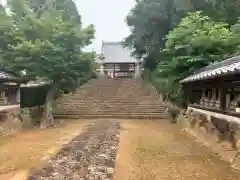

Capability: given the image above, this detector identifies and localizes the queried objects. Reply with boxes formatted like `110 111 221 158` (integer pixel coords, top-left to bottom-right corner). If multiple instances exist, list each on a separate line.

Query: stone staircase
53 78 166 119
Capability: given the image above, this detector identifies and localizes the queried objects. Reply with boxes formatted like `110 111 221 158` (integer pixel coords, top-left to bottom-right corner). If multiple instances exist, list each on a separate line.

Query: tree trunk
41 84 57 128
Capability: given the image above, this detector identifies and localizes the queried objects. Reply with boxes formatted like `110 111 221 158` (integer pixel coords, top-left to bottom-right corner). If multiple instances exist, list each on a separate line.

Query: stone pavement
28 119 120 180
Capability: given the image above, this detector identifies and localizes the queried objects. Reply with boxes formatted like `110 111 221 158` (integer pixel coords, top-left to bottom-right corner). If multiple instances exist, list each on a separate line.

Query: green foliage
150 69 186 106
153 12 239 106
161 11 234 78
124 0 240 71
193 0 240 26
123 0 189 70
124 0 240 106
1 0 95 89
0 0 95 125
228 22 240 54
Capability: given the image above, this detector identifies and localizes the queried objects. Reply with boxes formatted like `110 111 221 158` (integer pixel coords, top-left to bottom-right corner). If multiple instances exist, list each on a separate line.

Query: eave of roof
0 70 30 83
180 56 240 84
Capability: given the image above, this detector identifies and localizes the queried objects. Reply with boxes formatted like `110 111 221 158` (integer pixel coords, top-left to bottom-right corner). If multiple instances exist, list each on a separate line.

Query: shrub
166 107 180 124
189 117 197 128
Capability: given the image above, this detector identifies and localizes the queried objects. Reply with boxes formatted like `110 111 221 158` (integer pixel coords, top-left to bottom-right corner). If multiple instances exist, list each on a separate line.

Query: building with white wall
95 41 143 78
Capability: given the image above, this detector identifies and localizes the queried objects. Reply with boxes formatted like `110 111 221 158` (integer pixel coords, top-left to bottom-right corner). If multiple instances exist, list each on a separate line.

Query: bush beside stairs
53 78 166 119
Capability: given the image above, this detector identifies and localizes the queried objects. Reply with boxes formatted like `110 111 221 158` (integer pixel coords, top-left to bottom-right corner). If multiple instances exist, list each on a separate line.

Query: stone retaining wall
0 107 23 135
0 105 45 136
175 109 240 168
178 109 240 150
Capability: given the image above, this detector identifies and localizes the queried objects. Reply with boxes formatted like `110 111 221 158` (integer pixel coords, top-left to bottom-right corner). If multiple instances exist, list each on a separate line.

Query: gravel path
28 119 120 180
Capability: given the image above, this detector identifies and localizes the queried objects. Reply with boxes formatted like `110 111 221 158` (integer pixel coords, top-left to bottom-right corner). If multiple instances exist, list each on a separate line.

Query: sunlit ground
1 119 240 180
0 119 88 180
114 120 240 180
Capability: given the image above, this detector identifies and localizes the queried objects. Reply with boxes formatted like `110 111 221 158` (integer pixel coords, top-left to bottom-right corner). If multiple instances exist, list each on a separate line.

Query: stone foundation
21 106 45 128
0 106 23 135
176 109 240 167
0 105 46 136
178 109 240 150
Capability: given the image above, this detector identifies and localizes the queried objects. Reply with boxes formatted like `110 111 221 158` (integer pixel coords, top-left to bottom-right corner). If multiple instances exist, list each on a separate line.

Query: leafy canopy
0 0 96 125
160 11 233 79
124 0 240 71
152 11 239 106
0 0 95 89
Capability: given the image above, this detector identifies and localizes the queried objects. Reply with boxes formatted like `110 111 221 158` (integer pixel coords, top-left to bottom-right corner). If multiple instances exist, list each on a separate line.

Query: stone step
53 78 165 118
56 101 161 104
54 111 166 115
60 101 160 104
54 106 165 109
53 112 165 116
54 103 163 106
55 100 161 103
54 114 165 119
53 108 166 112
65 93 157 98
66 96 159 99
57 99 161 103
53 105 165 109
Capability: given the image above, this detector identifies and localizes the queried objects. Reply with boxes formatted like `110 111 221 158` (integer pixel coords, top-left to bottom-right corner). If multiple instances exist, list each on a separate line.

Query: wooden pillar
99 63 104 76
220 87 226 110
183 85 191 104
113 63 116 79
16 83 20 103
200 89 205 105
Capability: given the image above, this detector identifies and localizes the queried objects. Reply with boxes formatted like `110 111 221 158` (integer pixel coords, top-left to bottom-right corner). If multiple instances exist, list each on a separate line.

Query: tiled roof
180 56 240 83
0 70 29 83
101 42 139 63
0 71 17 80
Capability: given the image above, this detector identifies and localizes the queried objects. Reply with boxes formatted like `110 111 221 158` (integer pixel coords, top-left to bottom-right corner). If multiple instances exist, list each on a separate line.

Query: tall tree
154 12 238 105
0 6 12 61
29 0 81 23
1 0 95 126
161 11 233 79
191 0 240 26
123 0 195 70
124 0 240 70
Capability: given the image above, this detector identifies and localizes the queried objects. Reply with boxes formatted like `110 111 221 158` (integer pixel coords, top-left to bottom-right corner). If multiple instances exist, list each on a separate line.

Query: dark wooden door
120 64 130 72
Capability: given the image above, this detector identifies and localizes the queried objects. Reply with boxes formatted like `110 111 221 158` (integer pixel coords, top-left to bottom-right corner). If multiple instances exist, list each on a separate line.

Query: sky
75 0 136 53
1 0 6 6
0 0 135 53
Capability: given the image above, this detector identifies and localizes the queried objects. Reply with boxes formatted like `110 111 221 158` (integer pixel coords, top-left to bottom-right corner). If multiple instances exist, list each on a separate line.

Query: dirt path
0 119 88 180
2 119 240 180
114 120 240 180
28 119 120 180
